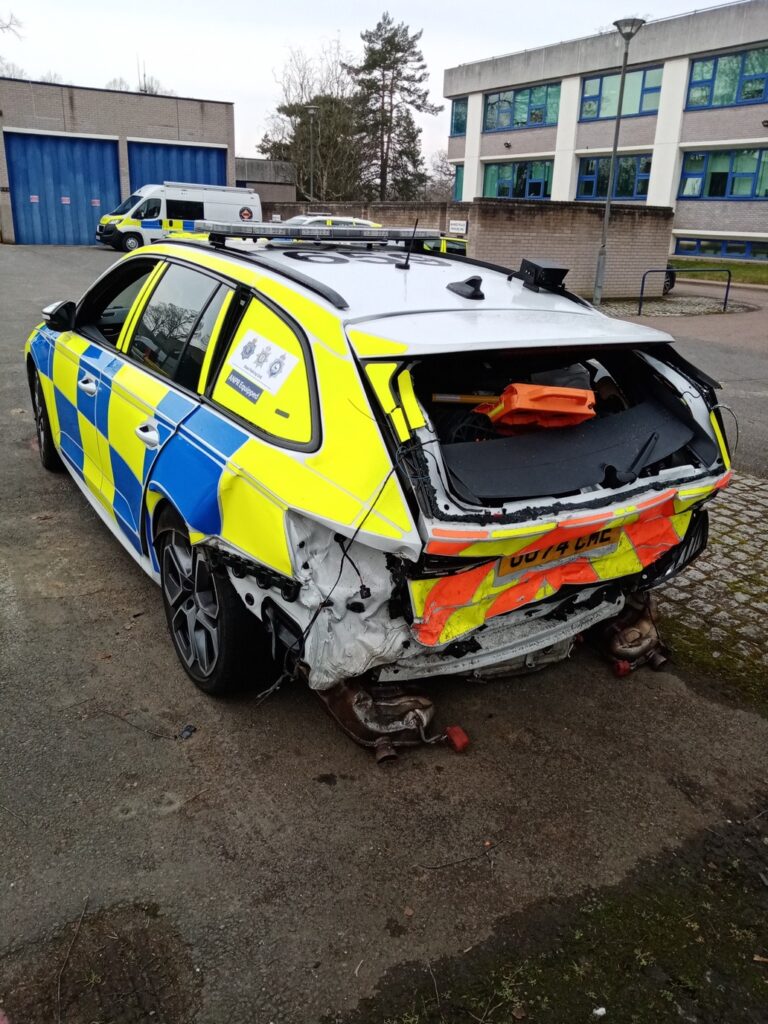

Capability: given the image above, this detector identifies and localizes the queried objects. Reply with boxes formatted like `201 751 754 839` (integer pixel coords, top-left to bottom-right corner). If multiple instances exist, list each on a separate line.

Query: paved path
624 281 768 478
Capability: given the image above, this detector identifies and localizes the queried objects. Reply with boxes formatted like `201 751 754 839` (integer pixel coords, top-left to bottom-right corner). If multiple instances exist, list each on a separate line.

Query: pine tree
388 108 428 200
344 12 442 201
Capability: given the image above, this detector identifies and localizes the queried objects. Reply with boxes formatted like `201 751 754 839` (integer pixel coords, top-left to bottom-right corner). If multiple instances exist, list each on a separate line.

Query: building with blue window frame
444 0 768 259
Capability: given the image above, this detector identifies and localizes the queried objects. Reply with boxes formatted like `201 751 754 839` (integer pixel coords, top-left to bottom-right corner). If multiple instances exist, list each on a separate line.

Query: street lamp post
592 17 645 306
306 104 318 202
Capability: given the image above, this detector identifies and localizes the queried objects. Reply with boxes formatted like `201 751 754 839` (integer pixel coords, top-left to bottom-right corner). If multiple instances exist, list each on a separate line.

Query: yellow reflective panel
212 297 313 445
108 364 170 481
306 345 413 536
397 369 426 430
218 467 293 576
78 413 103 500
709 411 731 470
39 373 61 446
589 533 644 581
255 279 349 356
52 334 90 404
347 328 409 357
365 362 399 413
390 406 410 443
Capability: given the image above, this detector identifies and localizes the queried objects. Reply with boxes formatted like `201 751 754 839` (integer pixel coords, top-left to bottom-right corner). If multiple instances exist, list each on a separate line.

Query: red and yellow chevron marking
409 480 725 647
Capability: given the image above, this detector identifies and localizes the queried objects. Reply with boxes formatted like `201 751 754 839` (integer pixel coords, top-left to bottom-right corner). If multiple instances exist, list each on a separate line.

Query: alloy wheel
162 531 221 678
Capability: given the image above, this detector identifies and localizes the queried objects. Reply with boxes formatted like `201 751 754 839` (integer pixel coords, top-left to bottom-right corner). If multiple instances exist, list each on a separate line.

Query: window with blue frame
483 161 553 199
686 47 768 109
675 237 768 260
576 154 652 199
580 66 662 120
453 164 464 201
451 97 468 136
678 149 768 199
483 82 560 131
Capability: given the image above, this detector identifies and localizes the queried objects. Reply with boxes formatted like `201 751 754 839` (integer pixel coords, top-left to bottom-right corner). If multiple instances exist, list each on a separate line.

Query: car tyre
122 233 143 252
32 371 64 472
156 508 279 696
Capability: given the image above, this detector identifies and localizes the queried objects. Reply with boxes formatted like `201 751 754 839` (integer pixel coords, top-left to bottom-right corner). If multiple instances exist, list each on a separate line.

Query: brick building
0 77 235 244
445 0 768 261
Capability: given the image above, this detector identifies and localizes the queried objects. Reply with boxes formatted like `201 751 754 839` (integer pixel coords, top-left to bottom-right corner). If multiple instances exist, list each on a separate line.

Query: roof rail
194 220 439 243
163 182 255 193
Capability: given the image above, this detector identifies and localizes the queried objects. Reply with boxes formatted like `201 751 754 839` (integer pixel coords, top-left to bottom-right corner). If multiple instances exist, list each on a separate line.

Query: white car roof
165 240 674 351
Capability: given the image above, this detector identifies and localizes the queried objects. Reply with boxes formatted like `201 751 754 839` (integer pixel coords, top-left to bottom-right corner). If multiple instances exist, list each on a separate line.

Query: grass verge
668 257 768 287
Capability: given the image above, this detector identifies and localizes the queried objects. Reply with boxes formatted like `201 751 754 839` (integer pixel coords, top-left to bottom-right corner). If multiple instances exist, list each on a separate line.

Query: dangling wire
712 402 739 452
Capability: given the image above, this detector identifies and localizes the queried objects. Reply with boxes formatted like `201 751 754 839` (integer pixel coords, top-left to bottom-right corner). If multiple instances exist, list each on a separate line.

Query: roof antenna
395 218 419 271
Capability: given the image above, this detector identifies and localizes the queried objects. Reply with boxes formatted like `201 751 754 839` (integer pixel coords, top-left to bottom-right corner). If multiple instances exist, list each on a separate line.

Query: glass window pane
513 94 529 126
600 74 619 117
528 180 543 197
483 163 499 197
484 97 497 131
640 91 658 112
676 239 698 253
583 78 600 97
175 286 229 392
621 70 643 115
700 239 722 255
750 243 768 259
644 67 663 89
740 78 766 101
577 177 595 198
730 176 754 196
615 157 636 197
542 161 553 197
530 161 545 178
725 240 747 255
681 177 703 197
713 55 740 105
451 98 467 134
733 150 758 173
546 84 560 124
581 98 598 119
512 163 527 198
757 153 768 197
684 153 706 173
497 96 513 129
636 177 649 196
530 85 545 105
639 155 653 175
596 159 611 197
705 158 729 197
529 106 544 124
691 59 714 81
688 84 711 106
745 48 768 74
130 265 218 380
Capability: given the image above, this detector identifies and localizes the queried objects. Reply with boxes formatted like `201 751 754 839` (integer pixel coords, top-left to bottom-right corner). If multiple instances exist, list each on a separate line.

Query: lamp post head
613 17 645 41
306 104 319 119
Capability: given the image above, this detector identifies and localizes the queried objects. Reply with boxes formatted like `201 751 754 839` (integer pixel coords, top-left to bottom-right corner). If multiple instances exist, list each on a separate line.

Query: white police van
96 182 262 251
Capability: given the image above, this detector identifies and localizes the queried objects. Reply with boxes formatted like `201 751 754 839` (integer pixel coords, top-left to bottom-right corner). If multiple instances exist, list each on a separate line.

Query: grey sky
3 0 731 160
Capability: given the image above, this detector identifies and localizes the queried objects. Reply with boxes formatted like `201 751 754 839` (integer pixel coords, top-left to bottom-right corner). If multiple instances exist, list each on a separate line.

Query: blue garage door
127 141 227 191
4 132 121 245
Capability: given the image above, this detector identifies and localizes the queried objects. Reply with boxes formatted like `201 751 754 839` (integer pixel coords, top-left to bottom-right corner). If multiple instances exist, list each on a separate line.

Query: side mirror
41 300 76 332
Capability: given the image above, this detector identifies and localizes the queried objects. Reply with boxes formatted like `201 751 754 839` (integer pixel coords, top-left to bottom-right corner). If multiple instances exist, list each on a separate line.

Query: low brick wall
468 199 674 299
261 198 673 299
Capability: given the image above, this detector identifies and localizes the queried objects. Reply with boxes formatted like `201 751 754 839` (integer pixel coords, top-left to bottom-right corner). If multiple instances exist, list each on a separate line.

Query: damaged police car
25 222 732 758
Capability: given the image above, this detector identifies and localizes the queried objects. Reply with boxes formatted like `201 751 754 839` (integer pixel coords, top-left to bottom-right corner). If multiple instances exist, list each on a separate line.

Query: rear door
105 261 232 549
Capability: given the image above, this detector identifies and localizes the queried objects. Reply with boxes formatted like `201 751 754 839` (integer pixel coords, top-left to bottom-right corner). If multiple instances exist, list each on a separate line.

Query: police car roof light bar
194 220 439 244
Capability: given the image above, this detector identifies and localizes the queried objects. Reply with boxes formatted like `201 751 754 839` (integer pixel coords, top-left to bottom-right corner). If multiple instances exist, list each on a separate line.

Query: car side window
127 264 219 384
75 258 158 346
211 296 313 446
167 199 205 221
134 197 162 219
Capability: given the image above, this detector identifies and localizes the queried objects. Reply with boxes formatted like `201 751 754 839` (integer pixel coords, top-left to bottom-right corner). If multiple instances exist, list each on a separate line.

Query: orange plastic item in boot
473 382 596 428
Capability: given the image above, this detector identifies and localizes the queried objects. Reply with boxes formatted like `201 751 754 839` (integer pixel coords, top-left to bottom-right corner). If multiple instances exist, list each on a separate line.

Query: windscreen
110 194 142 216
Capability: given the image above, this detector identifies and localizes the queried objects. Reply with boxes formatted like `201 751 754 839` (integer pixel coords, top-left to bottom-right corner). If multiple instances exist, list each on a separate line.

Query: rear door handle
135 420 160 448
77 375 98 397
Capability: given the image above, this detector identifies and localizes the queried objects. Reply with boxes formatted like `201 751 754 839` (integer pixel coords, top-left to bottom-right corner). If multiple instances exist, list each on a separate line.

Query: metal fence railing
637 267 732 315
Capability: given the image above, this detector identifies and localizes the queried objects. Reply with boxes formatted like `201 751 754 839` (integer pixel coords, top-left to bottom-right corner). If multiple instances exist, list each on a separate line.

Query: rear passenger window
167 199 204 221
211 297 313 446
128 264 219 387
